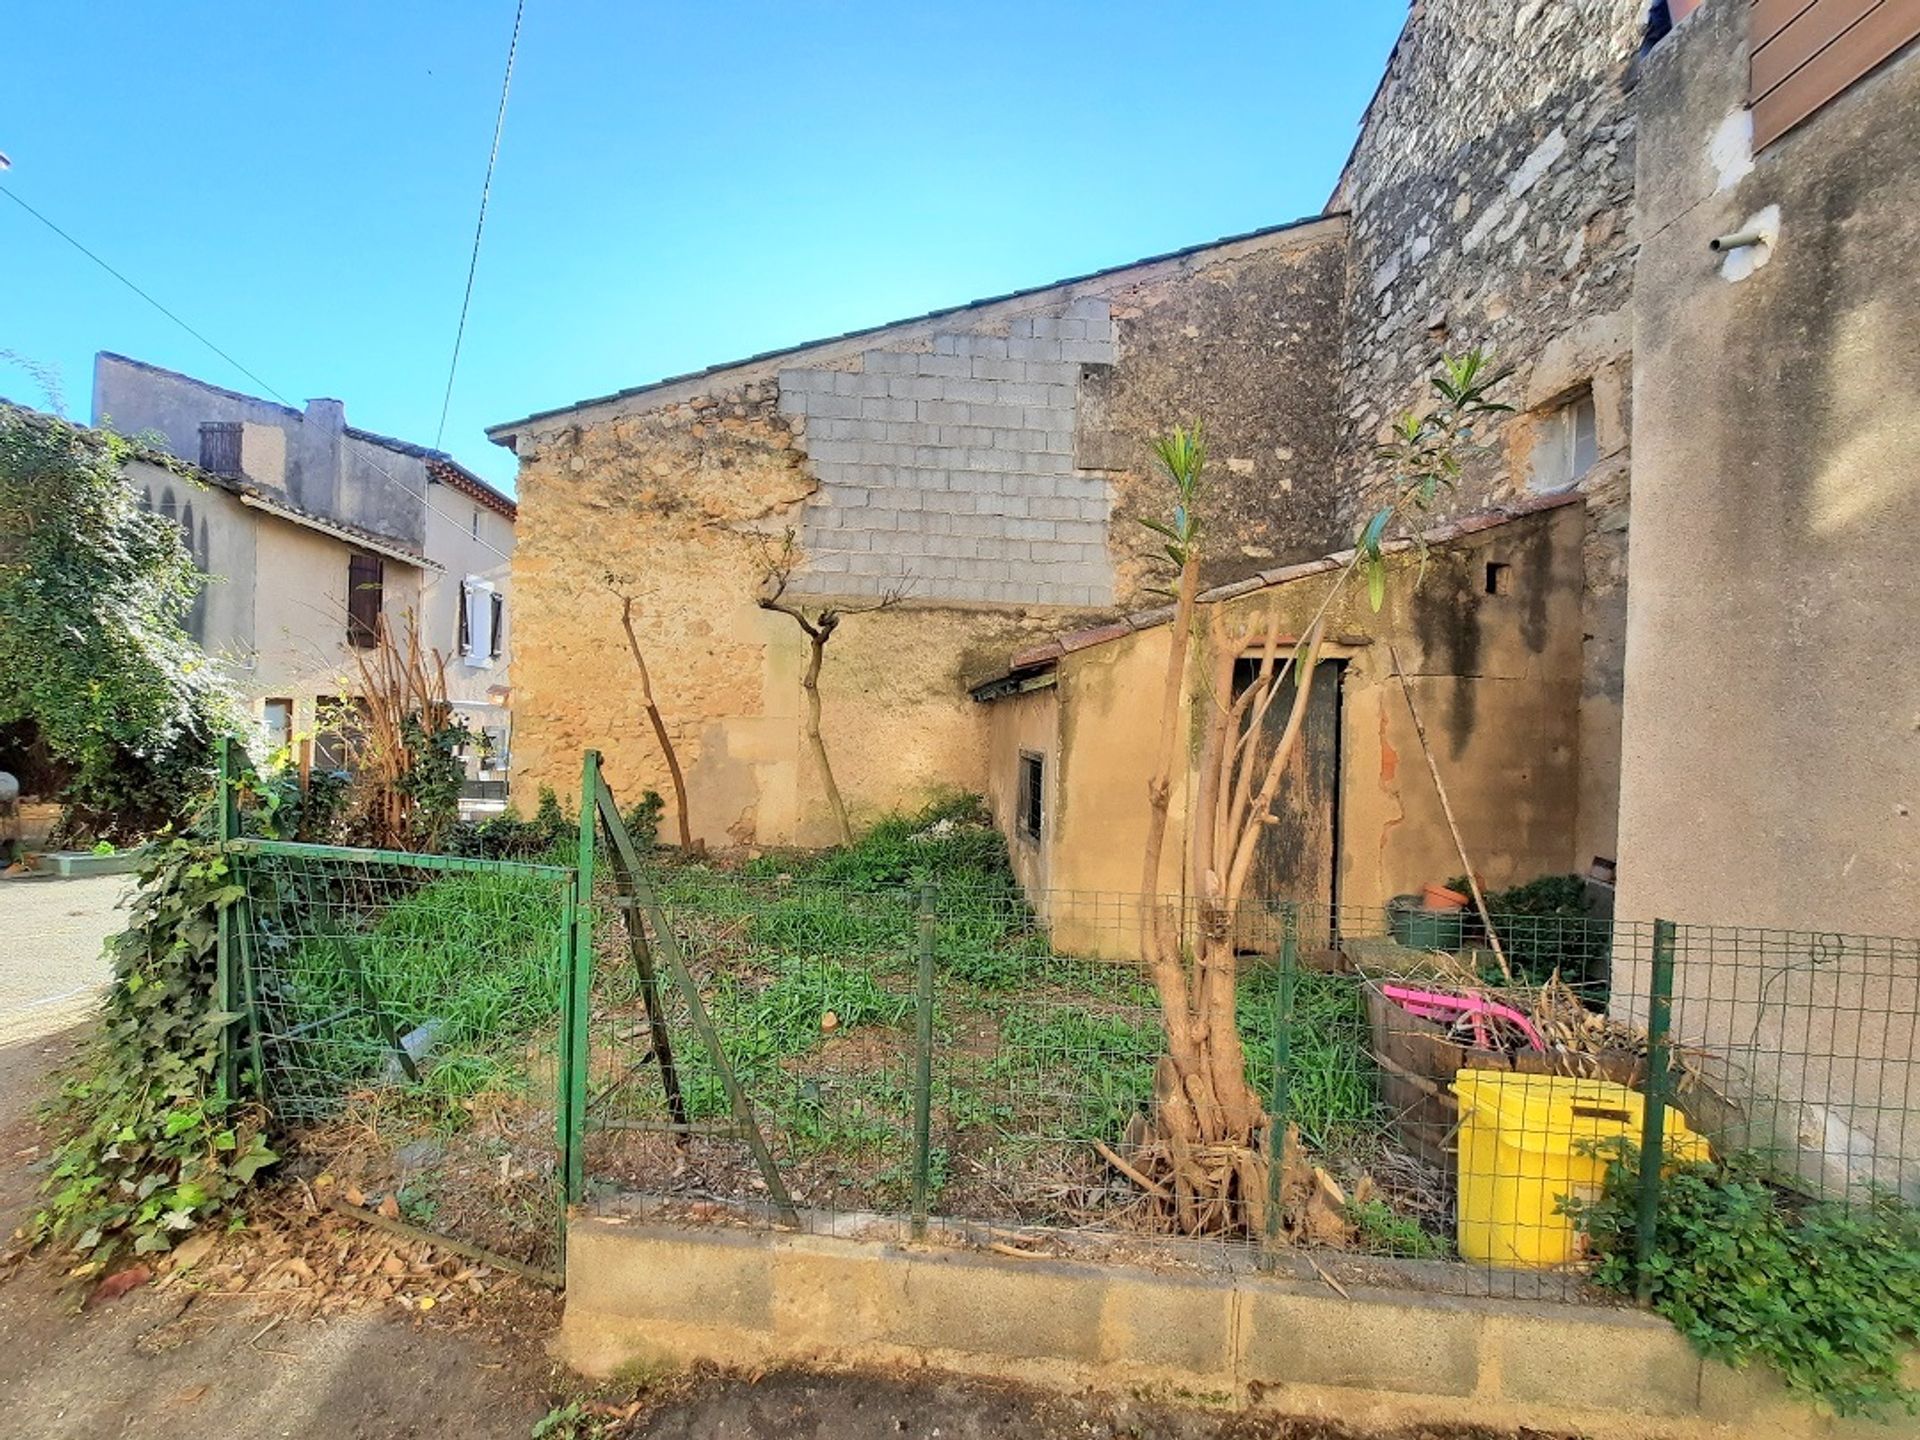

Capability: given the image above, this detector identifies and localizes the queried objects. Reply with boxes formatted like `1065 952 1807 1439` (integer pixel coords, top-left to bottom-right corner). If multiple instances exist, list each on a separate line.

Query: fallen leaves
88 1264 151 1306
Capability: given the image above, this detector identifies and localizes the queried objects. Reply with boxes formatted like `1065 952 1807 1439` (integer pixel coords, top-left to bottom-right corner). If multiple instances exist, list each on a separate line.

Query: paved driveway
0 876 127 1044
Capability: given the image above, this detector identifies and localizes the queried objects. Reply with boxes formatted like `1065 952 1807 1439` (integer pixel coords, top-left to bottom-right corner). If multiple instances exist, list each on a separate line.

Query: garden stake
215 735 238 1102
1635 919 1677 1303
592 784 690 1135
597 770 801 1228
912 882 937 1239
1386 642 1512 982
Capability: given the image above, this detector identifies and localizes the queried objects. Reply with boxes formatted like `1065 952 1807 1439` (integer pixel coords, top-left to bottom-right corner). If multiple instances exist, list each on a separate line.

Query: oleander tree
1129 352 1510 1236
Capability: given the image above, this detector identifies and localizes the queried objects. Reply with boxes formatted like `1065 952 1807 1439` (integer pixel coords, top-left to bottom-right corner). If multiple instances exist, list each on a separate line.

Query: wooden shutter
346 553 383 649
1751 0 1920 149
458 582 471 654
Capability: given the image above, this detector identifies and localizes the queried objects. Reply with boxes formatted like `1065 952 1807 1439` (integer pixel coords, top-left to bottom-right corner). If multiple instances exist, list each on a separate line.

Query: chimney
292 398 347 516
304 398 346 433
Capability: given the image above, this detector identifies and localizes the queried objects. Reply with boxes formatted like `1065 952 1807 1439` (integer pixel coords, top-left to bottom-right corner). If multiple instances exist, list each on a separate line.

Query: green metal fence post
215 736 238 1103
1635 917 1677 1304
911 882 937 1240
561 750 600 1212
1262 902 1298 1272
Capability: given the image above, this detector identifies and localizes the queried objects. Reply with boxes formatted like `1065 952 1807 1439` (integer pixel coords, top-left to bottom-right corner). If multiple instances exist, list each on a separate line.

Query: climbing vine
28 832 277 1277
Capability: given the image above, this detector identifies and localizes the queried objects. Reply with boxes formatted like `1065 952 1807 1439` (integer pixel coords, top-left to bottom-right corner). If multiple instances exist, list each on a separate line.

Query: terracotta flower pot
1422 882 1469 912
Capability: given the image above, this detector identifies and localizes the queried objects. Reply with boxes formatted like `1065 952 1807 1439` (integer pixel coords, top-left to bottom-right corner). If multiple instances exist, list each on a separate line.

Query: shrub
1566 1146 1920 1416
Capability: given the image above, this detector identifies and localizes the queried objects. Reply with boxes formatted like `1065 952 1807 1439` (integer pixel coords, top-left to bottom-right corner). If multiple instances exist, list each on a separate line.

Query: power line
2 186 290 408
434 0 526 449
0 180 518 568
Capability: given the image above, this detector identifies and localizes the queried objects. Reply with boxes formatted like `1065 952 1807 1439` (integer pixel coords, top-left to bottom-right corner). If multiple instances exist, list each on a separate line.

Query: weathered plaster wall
501 223 1348 846
1330 0 1644 874
987 505 1587 957
1614 0 1920 1200
983 686 1058 898
1077 233 1347 595
505 375 1064 844
1619 0 1920 936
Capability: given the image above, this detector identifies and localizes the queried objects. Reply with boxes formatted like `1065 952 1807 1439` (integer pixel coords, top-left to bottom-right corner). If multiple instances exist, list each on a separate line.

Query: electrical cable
434 0 526 449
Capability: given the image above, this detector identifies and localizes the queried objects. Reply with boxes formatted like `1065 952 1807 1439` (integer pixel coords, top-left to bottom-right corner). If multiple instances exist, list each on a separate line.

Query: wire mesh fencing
230 839 580 1273
580 871 1920 1299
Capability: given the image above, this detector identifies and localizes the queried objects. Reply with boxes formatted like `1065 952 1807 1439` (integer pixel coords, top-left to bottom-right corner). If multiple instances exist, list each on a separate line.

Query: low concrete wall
562 1218 1912 1439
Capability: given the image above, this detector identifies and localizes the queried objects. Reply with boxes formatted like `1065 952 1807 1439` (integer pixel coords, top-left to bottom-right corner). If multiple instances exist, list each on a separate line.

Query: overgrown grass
272 868 567 1106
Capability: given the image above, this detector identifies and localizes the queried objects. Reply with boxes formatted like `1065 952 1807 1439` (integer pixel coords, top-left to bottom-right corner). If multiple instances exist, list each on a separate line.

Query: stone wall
1328 0 1646 873
496 222 1348 845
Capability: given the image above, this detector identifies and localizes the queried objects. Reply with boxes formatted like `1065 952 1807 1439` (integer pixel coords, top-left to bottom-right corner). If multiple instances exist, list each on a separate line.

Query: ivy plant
29 832 277 1276
0 406 237 838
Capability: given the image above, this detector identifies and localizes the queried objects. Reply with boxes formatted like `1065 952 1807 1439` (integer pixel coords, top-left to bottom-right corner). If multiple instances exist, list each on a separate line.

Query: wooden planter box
1362 980 1651 1174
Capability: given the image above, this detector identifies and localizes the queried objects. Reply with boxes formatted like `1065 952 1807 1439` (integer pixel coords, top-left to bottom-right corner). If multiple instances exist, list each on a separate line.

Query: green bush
1566 1146 1920 1416
448 785 577 863
0 408 238 838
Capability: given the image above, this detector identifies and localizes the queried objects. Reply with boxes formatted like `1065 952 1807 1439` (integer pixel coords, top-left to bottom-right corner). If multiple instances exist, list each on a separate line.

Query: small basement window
1017 751 1044 842
1530 390 1597 493
1485 562 1512 596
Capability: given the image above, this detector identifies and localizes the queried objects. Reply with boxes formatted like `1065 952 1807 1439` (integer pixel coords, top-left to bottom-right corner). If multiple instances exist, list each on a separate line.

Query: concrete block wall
778 296 1116 607
561 1219 1913 1439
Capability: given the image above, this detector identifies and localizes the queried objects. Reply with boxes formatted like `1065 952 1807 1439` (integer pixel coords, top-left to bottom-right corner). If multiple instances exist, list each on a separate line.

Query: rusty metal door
1234 658 1342 952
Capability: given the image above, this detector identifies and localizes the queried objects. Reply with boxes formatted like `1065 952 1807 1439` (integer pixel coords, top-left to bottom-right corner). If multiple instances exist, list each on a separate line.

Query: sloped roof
972 491 1585 698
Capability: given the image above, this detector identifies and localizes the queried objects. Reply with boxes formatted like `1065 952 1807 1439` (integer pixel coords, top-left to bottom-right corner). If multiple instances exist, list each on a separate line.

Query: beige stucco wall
1610 0 1920 1202
1617 1 1920 940
987 506 1588 957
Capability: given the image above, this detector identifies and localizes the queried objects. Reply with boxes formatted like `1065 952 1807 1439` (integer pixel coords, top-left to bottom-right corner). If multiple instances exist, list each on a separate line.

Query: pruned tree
757 528 908 847
1129 352 1511 1237
604 572 695 852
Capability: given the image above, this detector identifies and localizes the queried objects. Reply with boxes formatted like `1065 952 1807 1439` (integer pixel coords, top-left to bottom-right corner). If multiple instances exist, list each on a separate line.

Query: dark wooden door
1233 657 1342 953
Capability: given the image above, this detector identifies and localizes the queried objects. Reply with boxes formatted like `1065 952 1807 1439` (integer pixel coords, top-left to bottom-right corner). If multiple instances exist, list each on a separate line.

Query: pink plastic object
1381 983 1546 1052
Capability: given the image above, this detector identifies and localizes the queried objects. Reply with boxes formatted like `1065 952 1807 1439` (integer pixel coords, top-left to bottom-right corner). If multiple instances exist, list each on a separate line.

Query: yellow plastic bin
1450 1070 1710 1268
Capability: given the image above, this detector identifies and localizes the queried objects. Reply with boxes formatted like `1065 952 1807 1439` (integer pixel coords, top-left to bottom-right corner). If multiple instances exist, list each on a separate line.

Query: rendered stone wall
1328 0 1645 874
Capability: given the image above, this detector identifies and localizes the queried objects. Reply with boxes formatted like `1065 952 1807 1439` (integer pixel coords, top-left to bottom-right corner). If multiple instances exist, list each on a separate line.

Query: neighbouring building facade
94 354 518 799
491 0 1919 950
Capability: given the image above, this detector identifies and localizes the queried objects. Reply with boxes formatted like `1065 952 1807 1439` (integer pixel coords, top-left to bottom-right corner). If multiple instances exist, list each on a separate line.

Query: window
262 698 293 755
459 578 498 664
346 552 384 649
312 695 369 773
1751 0 1920 150
471 508 480 540
489 592 505 658
199 422 243 477
1485 562 1512 596
1017 751 1044 842
1529 391 1596 493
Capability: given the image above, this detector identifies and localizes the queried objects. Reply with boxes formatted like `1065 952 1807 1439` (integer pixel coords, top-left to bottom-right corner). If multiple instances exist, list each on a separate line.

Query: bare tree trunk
799 630 853 847
618 596 694 852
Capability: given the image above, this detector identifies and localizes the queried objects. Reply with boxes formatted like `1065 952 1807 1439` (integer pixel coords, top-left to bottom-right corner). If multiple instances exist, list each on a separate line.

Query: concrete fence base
560 1218 1918 1439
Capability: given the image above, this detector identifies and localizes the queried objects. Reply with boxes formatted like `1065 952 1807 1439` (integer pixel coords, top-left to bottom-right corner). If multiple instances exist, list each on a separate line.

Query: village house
93 353 519 803
489 0 1918 952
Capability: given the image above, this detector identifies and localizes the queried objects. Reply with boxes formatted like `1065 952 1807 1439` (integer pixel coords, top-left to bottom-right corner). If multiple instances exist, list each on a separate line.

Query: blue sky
1 3 1405 487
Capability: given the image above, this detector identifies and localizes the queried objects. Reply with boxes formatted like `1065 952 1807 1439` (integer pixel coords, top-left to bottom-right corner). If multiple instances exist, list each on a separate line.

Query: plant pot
1387 893 1465 951
1422 882 1469 911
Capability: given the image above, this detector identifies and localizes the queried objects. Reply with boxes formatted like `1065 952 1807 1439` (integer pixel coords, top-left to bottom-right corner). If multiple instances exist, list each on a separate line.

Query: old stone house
95 354 519 803
493 0 1920 946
